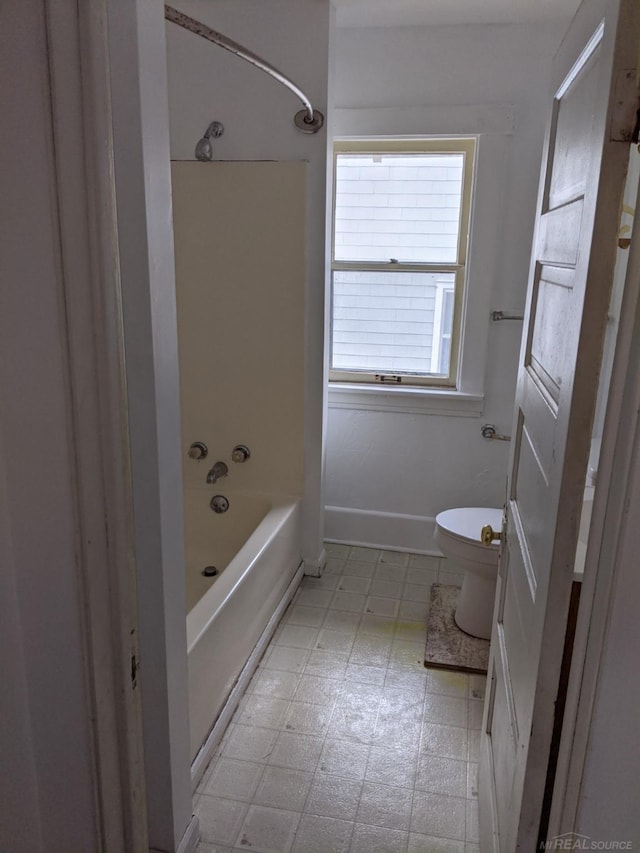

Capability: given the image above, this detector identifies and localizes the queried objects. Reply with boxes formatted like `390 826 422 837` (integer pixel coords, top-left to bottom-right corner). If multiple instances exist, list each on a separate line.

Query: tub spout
206 461 228 484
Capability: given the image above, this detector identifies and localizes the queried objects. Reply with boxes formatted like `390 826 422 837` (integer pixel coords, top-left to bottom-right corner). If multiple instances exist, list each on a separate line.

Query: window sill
327 383 484 417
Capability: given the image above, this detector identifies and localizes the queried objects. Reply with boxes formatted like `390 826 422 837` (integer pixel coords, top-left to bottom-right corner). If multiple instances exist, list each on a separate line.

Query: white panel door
479 1 639 850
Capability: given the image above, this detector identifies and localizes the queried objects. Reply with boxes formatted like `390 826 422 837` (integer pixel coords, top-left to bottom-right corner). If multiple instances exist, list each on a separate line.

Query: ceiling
334 0 582 29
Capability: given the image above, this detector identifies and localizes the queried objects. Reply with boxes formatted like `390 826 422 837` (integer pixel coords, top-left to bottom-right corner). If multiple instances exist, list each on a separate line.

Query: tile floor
194 544 485 853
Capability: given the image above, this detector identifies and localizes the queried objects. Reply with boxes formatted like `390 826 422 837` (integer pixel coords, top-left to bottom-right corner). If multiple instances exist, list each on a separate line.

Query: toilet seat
436 507 502 549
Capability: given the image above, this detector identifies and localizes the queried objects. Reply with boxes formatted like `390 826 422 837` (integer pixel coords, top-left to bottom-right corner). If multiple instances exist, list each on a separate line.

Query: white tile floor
194 544 484 853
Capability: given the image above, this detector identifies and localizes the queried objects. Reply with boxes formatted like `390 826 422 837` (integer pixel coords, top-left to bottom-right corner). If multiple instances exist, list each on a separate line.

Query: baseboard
324 505 440 554
176 814 200 853
149 814 200 853
303 547 326 577
190 562 304 791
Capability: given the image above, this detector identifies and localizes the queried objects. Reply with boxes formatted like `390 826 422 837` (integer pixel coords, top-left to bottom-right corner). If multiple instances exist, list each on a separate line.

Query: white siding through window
332 270 455 374
334 154 464 264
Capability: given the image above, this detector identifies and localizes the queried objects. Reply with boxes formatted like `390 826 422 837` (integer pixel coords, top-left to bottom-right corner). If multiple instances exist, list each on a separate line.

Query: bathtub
184 488 302 780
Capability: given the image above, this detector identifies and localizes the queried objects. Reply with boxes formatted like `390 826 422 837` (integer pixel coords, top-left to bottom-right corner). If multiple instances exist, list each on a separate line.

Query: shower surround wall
166 0 333 572
172 161 305 499
172 161 306 770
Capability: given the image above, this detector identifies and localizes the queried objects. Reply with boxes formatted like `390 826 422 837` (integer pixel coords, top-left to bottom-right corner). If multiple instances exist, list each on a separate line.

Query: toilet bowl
434 507 502 640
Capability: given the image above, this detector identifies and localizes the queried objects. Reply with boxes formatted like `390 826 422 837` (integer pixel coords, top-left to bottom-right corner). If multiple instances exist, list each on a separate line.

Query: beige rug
424 584 489 675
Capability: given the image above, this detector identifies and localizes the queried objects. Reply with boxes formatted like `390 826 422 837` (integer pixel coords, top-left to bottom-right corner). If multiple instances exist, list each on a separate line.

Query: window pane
332 270 456 375
334 153 464 264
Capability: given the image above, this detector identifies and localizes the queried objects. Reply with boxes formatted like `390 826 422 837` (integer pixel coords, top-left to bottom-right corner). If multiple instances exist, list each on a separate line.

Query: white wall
576 378 640 846
571 150 640 844
166 0 333 570
325 22 566 551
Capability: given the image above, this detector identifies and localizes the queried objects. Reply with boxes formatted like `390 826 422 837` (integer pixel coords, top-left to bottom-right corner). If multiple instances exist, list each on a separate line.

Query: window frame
330 137 476 388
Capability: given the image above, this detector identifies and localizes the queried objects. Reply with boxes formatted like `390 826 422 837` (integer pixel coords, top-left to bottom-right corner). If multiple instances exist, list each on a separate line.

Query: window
330 138 475 387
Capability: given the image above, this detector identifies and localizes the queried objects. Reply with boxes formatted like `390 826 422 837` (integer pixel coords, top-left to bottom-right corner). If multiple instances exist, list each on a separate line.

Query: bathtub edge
186 495 299 653
190 559 304 791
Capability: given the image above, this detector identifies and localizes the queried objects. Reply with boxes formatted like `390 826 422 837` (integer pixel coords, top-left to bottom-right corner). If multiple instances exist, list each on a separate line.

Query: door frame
547 149 640 837
3 0 150 848
42 0 195 850
44 0 157 848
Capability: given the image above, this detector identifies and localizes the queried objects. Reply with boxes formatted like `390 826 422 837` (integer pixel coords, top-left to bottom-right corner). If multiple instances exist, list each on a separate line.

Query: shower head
195 120 224 161
195 136 213 161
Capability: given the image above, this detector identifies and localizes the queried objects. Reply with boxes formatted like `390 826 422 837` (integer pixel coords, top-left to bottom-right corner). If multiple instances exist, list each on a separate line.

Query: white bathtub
184 489 302 772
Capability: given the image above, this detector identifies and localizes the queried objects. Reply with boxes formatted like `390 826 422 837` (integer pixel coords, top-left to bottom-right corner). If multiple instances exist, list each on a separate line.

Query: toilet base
454 571 496 640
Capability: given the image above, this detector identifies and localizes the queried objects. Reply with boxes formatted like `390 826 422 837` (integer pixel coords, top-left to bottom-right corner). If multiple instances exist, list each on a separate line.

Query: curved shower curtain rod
164 5 324 134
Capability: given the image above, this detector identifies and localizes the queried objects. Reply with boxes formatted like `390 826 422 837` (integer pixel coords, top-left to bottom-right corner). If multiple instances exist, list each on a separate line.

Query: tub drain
202 566 219 578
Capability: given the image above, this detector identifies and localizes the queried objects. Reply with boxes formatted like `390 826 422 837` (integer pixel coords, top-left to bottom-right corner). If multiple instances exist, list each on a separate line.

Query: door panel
547 44 601 209
537 203 584 266
490 654 518 849
512 422 553 591
479 0 639 849
529 266 576 401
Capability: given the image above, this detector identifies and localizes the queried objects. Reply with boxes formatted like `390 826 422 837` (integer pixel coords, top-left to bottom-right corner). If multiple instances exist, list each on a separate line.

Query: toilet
434 507 503 640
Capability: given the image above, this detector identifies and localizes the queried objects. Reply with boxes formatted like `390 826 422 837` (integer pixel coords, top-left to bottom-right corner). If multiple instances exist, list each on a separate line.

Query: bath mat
424 584 489 675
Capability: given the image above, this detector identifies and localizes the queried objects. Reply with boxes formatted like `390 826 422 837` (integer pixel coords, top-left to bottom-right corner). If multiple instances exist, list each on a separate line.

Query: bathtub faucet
206 461 228 484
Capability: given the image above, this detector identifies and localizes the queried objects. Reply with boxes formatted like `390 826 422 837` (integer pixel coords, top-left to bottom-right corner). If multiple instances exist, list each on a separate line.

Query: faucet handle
188 441 208 460
231 444 251 463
